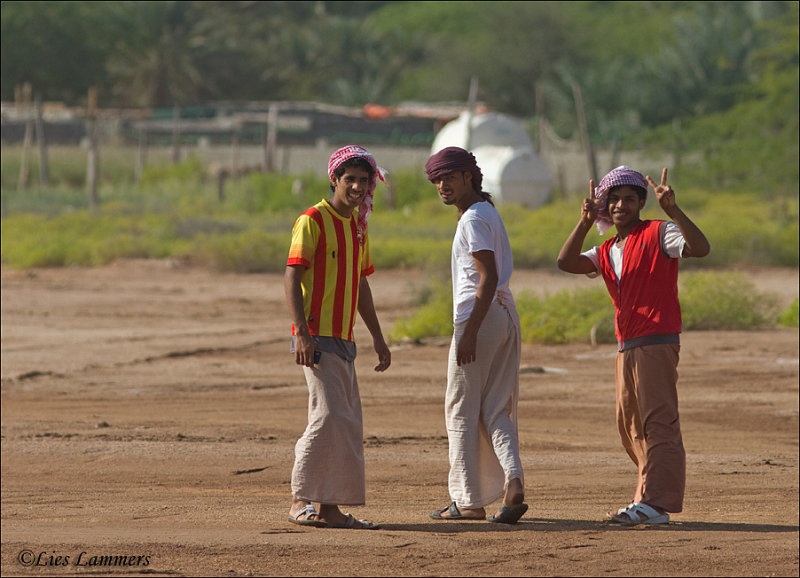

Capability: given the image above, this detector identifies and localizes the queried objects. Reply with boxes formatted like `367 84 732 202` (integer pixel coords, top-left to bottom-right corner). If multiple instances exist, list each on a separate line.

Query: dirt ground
1 259 798 577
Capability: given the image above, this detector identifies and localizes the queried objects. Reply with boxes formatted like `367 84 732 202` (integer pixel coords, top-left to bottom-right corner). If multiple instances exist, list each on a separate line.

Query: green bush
504 200 605 269
369 198 454 270
679 271 781 330
373 167 434 211
517 287 616 345
139 156 207 186
390 270 788 345
193 229 289 273
2 145 798 274
1 211 187 268
671 193 800 268
390 278 453 341
239 171 329 213
778 299 799 328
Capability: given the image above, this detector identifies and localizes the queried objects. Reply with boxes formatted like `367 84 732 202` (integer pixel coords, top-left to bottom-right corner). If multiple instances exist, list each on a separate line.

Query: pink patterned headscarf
327 145 386 235
593 165 648 234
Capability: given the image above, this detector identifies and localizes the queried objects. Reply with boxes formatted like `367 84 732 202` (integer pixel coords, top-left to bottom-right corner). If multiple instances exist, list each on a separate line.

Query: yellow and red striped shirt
287 199 374 341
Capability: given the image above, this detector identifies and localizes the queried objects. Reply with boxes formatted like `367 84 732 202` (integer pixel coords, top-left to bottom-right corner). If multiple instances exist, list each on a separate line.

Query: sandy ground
1 260 798 577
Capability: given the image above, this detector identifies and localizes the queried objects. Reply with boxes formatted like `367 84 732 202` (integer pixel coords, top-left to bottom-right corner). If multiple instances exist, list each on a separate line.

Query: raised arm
557 179 602 274
646 168 710 258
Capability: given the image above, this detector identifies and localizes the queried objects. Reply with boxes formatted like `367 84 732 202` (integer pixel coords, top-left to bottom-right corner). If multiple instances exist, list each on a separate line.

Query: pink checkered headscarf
593 165 648 234
327 145 386 236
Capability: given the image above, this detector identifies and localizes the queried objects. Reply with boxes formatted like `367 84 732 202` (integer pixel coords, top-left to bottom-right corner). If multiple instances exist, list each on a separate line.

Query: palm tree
107 1 206 107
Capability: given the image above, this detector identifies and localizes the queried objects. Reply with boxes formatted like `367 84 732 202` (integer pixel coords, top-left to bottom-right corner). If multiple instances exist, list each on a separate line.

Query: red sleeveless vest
598 220 682 344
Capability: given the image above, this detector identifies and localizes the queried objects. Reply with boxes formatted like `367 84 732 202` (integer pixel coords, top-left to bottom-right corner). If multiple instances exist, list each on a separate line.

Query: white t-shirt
451 201 515 324
582 221 686 279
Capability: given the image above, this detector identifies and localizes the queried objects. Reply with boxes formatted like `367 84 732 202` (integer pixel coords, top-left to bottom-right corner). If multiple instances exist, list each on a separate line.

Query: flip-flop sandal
429 501 485 521
488 503 529 524
288 504 327 527
331 513 380 530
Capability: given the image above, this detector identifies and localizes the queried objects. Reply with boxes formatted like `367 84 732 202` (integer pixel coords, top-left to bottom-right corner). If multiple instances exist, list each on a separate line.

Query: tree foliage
1 1 116 102
1 0 797 195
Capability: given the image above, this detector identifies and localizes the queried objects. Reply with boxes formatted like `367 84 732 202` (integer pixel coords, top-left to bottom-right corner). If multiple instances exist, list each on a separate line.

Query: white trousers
445 300 524 509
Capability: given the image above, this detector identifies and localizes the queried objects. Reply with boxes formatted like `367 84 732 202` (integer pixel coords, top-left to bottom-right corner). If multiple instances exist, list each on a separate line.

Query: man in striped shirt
285 146 391 530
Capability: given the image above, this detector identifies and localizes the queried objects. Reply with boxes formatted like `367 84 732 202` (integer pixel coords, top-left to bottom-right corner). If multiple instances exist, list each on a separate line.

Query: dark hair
330 157 375 192
462 170 494 206
609 184 647 201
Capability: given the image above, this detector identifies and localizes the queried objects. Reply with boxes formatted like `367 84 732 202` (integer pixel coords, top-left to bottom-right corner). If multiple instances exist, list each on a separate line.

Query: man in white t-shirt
424 147 528 525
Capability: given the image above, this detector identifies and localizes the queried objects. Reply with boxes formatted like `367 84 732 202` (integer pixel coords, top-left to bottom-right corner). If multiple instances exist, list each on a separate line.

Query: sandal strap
625 502 661 522
295 504 319 520
448 502 461 517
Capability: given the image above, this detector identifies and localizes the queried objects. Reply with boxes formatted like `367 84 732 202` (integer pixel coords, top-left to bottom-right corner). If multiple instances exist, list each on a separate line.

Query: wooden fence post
17 83 33 190
86 87 99 211
135 126 148 183
34 91 49 187
571 81 598 184
231 131 239 177
171 104 181 163
264 103 278 172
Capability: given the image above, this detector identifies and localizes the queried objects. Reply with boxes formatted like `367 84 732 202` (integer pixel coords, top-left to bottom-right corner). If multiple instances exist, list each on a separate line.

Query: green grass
2 146 798 269
2 145 798 340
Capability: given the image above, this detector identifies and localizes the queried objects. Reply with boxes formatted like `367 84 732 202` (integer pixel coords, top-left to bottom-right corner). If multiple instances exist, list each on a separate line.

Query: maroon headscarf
425 147 483 192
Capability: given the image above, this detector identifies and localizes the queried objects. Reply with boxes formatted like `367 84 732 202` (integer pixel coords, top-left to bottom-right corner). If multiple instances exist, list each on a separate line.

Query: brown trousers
615 343 685 513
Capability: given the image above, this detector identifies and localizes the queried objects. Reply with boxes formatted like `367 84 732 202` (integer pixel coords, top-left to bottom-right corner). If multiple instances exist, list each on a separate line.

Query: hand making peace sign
580 178 604 225
646 168 677 212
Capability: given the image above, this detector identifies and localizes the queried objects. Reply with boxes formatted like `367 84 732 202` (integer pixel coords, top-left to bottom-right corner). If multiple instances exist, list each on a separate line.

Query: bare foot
430 502 486 520
492 477 525 519
503 477 525 505
438 506 485 519
320 505 380 529
288 498 325 526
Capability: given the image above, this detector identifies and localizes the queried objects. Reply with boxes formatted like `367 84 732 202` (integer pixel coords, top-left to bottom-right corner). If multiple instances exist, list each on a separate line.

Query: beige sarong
291 351 365 505
445 300 524 509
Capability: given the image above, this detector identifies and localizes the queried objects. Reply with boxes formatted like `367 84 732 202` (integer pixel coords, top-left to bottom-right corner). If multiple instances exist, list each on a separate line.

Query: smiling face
329 166 371 218
607 185 646 232
431 170 479 213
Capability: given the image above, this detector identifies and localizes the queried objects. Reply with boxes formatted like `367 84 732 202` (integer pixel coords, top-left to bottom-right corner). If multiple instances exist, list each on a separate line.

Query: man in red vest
557 166 710 525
